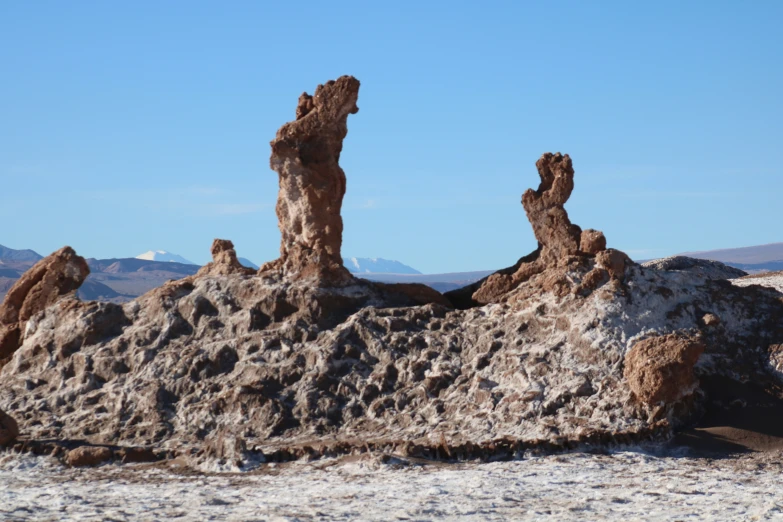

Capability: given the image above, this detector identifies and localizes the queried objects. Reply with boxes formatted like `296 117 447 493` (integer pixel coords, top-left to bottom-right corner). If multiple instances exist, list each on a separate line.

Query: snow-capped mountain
344 257 421 275
135 250 197 265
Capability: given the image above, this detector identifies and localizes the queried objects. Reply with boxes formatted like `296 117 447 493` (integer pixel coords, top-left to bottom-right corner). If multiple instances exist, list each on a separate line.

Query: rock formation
197 239 256 277
624 334 705 405
0 246 89 367
450 153 628 307
0 408 18 447
2 79 783 471
261 75 360 283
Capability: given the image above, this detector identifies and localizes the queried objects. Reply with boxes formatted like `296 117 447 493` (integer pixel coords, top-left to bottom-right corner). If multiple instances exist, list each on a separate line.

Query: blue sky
1 1 781 273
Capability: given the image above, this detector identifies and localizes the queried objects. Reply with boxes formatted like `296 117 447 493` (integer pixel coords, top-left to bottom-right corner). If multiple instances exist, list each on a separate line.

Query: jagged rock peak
197 239 255 277
261 75 360 284
0 246 89 366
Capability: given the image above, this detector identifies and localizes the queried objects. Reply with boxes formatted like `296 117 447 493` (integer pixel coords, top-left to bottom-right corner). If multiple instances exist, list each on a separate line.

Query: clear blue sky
1 1 781 273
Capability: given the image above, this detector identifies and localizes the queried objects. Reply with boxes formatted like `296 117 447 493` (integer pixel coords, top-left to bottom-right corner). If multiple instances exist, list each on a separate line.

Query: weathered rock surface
1 246 781 468
642 256 747 280
261 75 360 283
0 246 89 367
0 408 18 447
624 333 705 405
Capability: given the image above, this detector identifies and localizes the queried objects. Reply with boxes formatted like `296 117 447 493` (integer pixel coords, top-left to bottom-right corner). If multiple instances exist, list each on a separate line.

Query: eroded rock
0 246 89 366
198 239 256 277
467 153 625 305
0 409 18 447
65 446 113 467
261 75 360 284
624 333 705 405
580 229 607 255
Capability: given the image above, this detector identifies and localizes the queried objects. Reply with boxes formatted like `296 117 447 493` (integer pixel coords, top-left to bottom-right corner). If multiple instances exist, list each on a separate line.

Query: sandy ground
3 449 783 521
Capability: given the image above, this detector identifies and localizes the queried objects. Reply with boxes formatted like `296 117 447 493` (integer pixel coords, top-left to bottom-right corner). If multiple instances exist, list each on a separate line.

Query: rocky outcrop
642 256 747 280
197 239 256 277
261 75 360 284
0 408 18 447
624 334 705 405
0 246 89 366
452 153 628 307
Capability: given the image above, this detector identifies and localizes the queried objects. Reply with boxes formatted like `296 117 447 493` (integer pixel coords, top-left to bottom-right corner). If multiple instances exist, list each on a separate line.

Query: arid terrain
1 76 783 520
4 450 783 521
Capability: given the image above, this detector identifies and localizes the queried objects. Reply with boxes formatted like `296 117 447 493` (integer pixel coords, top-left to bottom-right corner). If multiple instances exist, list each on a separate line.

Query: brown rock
118 447 160 463
261 75 360 284
596 249 630 281
197 239 255 277
471 153 621 304
64 446 113 467
580 229 607 255
0 246 89 365
522 153 582 262
0 409 19 447
624 333 705 405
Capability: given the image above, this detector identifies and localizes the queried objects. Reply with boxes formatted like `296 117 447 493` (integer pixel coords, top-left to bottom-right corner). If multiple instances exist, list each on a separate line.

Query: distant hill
87 258 199 275
358 270 495 292
0 244 43 262
345 257 421 274
135 250 197 265
238 257 259 270
681 242 783 274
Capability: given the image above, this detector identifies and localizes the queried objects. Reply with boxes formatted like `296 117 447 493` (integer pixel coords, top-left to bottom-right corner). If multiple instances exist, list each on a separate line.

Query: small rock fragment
596 249 630 282
702 313 721 327
65 446 114 467
580 229 607 255
624 333 705 405
0 409 19 447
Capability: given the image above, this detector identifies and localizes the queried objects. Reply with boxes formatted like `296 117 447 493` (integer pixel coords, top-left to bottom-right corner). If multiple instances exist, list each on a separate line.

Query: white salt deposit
2 450 783 521
731 272 783 294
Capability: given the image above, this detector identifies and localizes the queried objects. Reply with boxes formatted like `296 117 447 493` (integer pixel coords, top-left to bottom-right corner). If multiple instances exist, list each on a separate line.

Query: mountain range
135 250 197 265
1 242 781 303
344 257 421 274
